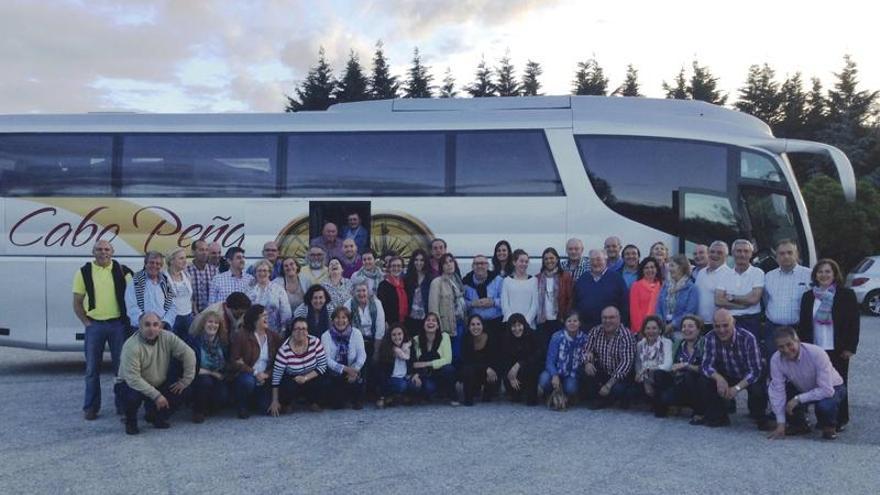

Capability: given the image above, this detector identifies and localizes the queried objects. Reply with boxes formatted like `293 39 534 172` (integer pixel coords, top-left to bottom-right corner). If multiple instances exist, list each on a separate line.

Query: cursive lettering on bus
201 216 245 248
9 206 119 247
133 206 183 252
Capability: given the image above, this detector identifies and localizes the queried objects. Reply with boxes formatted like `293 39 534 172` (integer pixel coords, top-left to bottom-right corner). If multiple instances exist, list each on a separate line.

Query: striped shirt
763 265 811 325
186 262 218 313
585 324 635 380
701 327 763 385
271 336 327 387
209 271 255 304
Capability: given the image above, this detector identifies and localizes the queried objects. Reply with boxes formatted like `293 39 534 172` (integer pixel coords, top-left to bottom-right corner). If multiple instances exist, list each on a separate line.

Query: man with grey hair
762 239 811 356
604 236 623 272
73 239 134 420
695 240 732 330
560 238 590 282
463 254 504 336
715 239 765 340
691 244 709 278
300 246 329 290
118 312 196 435
573 249 628 329
124 251 176 335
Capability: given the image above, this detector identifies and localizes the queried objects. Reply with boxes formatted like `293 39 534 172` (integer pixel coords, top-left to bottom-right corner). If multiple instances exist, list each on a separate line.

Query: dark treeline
286 43 880 271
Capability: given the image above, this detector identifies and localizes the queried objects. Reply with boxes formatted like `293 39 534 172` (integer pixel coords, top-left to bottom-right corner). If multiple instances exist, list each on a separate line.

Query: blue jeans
83 319 126 412
172 314 194 340
417 365 456 400
538 371 580 397
233 372 272 414
788 383 847 428
451 322 465 365
383 376 420 397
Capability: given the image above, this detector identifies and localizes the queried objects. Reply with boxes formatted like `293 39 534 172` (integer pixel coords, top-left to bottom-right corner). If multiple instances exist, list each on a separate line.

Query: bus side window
0 134 113 196
454 130 563 195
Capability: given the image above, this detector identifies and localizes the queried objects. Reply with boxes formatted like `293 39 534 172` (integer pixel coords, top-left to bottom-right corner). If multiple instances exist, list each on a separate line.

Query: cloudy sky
1 0 876 113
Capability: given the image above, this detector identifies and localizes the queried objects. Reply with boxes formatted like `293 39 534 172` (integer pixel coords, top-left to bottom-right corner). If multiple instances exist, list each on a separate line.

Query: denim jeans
538 371 580 397
384 376 419 397
787 383 847 428
233 372 272 414
83 319 126 412
417 364 456 400
192 374 229 414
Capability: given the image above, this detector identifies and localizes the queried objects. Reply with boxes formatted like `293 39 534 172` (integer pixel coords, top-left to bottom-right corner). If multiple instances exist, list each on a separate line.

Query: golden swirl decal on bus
8 198 244 254
277 213 434 261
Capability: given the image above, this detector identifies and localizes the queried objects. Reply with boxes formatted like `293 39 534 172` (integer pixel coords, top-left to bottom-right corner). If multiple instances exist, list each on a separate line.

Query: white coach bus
0 96 855 350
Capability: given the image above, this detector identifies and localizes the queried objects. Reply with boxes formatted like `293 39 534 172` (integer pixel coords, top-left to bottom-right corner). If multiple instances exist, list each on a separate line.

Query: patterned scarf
557 331 588 377
330 325 353 365
664 276 691 319
813 283 836 326
639 338 666 369
199 334 226 372
385 274 409 324
348 298 378 338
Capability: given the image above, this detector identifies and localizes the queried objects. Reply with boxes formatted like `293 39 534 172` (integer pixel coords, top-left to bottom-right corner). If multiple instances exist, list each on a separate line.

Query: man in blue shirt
342 212 369 254
573 249 628 329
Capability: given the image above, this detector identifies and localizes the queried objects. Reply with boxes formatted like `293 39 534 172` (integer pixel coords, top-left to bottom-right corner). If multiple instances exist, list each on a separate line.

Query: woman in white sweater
501 249 538 327
320 306 367 410
635 315 674 417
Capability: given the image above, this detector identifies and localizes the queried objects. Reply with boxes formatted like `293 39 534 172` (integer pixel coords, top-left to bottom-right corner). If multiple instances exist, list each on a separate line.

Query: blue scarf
330 325 353 365
557 330 588 377
813 283 836 326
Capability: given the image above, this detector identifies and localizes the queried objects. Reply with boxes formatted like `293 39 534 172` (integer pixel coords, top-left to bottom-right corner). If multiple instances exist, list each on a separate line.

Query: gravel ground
1 317 878 495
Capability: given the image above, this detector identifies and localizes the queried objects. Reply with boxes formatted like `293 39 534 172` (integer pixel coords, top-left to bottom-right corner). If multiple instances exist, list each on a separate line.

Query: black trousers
503 363 539 404
458 363 500 402
536 320 560 362
700 372 767 423
120 380 187 424
278 374 324 405
192 374 229 414
325 374 365 408
828 350 851 425
662 370 706 415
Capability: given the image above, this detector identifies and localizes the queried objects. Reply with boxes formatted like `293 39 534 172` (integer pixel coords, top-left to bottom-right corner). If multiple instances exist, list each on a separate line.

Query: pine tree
334 50 370 104
439 68 457 98
521 60 543 96
663 67 688 99
369 40 399 100
688 60 727 105
286 47 336 112
495 54 521 96
819 55 880 176
734 63 781 125
403 48 433 98
804 77 828 139
775 72 808 138
466 57 497 97
572 59 608 96
616 64 641 96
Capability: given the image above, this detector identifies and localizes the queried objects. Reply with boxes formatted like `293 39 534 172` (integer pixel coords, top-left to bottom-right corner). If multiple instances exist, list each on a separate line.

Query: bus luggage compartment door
0 257 48 349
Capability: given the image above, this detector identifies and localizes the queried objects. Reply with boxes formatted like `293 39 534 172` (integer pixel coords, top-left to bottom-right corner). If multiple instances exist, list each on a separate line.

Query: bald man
73 240 134 420
699 309 771 429
310 222 344 261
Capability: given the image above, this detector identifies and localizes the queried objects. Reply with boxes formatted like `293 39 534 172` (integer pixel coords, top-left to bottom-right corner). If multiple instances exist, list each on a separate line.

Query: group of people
73 222 859 440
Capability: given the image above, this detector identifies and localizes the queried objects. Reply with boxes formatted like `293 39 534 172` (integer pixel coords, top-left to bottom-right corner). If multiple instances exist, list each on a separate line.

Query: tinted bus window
287 132 446 196
121 134 278 196
576 136 729 235
455 131 563 195
0 134 113 196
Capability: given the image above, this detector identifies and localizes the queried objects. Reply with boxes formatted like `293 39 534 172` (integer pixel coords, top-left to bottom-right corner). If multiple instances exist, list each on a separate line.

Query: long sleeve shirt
635 337 674 376
585 325 636 380
573 270 628 329
124 277 177 327
119 330 196 400
763 265 811 325
412 335 453 370
629 279 661 333
320 328 367 375
500 276 538 326
701 327 763 385
463 273 504 321
247 282 292 331
271 336 328 387
209 271 254 304
769 342 844 423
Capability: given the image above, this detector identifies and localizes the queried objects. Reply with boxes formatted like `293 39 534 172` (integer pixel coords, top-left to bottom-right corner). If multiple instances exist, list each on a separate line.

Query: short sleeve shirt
717 265 765 316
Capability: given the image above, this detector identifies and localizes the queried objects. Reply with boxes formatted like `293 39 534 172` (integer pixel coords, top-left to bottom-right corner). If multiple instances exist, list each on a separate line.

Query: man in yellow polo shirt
72 239 133 420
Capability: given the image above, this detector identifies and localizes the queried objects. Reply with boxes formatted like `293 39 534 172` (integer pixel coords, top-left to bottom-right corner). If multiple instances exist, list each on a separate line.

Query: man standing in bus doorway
186 240 218 314
342 211 369 254
246 241 283 280
125 251 177 334
73 240 134 420
310 222 345 261
560 238 590 283
429 238 447 278
604 236 623 272
715 239 765 341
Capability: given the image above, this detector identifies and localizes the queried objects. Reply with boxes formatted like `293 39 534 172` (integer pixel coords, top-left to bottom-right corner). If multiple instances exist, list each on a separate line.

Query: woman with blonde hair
189 309 230 423
167 247 194 339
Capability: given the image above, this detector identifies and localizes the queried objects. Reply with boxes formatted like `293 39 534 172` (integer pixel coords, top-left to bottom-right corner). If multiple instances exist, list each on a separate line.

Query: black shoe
144 410 156 425
191 412 205 424
757 419 776 432
125 422 140 435
525 399 538 407
237 408 250 419
152 419 170 429
689 416 706 426
786 423 812 436
84 409 98 421
463 399 475 407
352 401 363 410
587 400 608 410
836 423 847 433
705 417 731 428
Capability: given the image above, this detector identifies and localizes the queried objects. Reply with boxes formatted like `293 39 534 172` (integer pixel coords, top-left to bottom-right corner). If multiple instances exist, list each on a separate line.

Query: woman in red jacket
629 257 663 334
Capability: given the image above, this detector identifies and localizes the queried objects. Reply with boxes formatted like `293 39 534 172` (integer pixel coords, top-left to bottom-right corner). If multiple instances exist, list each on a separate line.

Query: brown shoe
191 412 205 424
757 419 777 432
308 403 322 413
822 427 839 440
84 409 98 421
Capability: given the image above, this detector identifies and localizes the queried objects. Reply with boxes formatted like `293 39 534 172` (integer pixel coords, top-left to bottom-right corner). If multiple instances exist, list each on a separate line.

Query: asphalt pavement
1 317 879 494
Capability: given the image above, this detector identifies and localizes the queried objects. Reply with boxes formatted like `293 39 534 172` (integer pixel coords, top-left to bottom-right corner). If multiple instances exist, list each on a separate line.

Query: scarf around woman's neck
813 283 836 325
199 334 225 372
664 275 690 317
557 331 588 377
330 325 353 365
386 274 409 324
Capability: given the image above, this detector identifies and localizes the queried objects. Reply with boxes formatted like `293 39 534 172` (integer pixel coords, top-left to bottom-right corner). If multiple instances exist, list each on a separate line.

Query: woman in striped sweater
268 317 327 415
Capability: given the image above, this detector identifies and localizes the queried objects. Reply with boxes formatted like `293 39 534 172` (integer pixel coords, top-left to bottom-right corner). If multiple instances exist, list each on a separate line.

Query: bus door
676 188 742 258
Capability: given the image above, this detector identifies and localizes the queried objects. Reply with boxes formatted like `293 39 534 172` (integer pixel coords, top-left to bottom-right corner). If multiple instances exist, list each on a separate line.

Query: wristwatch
734 385 742 393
